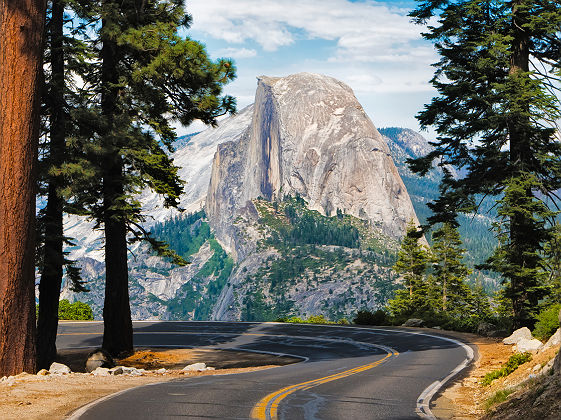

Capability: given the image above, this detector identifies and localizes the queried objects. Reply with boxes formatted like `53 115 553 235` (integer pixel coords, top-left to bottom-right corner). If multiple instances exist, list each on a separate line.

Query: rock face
206 73 419 258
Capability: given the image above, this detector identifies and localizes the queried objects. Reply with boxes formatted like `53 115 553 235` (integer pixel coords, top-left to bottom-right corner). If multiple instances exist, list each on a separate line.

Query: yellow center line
251 350 397 420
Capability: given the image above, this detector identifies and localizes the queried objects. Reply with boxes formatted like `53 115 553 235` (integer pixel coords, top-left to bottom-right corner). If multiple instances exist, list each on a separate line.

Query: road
58 321 474 420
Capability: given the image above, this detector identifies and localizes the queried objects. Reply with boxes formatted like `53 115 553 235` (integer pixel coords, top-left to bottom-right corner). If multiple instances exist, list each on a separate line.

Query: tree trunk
508 0 534 330
0 0 45 376
37 0 65 370
101 159 133 357
100 10 133 357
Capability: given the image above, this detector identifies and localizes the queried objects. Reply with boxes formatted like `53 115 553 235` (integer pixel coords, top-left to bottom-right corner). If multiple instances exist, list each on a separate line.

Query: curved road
57 321 474 419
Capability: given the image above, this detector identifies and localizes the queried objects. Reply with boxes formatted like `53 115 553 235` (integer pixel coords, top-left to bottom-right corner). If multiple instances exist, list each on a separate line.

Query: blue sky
181 0 437 139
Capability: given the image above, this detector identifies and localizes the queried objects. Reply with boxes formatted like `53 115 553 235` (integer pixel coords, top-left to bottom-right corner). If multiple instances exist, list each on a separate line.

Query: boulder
401 319 425 328
155 368 167 374
86 348 115 373
514 338 543 353
503 327 533 345
36 369 49 376
49 362 71 375
541 328 561 351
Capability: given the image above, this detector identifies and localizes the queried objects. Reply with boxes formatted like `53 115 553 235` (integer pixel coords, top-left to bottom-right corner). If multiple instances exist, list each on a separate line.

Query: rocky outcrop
206 73 419 258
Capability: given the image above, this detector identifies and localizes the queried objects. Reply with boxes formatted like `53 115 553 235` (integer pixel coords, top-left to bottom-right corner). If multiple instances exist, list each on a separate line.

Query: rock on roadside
49 362 71 375
402 319 425 327
86 348 116 373
503 327 533 345
182 362 214 372
514 338 543 353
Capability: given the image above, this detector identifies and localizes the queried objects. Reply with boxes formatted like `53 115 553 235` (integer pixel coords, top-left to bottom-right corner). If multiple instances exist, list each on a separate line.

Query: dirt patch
0 347 299 420
426 329 560 419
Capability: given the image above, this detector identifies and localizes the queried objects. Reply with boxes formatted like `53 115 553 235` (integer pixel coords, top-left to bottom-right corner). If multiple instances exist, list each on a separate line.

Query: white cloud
187 0 427 63
215 47 258 59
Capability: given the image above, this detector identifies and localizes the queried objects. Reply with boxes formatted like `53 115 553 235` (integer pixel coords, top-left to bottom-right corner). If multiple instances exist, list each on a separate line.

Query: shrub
353 309 389 325
533 303 561 341
481 352 532 386
58 299 94 320
484 389 514 411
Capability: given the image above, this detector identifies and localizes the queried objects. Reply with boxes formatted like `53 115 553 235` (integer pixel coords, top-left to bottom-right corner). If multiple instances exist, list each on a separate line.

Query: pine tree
36 0 91 370
72 0 236 356
431 223 472 315
0 0 46 376
388 221 430 318
409 0 561 328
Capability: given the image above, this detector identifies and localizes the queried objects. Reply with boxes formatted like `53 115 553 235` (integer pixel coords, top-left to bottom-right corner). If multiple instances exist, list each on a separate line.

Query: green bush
58 299 94 320
353 309 389 325
484 389 514 411
481 352 532 386
533 303 561 341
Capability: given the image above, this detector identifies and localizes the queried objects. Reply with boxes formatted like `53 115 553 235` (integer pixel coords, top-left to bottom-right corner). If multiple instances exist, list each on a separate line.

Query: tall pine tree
409 0 561 328
388 221 430 319
72 0 236 356
431 223 472 315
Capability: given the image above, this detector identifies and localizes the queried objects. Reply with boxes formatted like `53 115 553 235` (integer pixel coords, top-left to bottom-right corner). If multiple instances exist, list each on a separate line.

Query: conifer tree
0 0 46 376
73 0 236 356
409 0 561 328
388 221 430 318
36 0 91 370
431 223 472 315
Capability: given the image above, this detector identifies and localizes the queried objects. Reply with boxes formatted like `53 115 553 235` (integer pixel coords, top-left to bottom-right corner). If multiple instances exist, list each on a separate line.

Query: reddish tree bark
0 0 45 376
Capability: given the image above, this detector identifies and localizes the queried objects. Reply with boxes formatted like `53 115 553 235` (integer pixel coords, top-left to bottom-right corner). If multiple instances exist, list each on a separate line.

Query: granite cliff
206 73 419 260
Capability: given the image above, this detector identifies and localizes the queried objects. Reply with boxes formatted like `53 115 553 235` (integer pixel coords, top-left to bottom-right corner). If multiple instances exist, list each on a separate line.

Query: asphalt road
58 321 474 420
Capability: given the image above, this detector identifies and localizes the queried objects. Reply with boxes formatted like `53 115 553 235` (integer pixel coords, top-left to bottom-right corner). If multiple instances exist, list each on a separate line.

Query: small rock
86 348 115 373
182 362 207 372
503 327 533 345
532 364 541 372
514 338 543 353
122 367 144 376
155 368 167 374
36 369 49 376
432 326 442 330
0 376 6 382
49 362 71 375
110 366 124 375
401 318 425 328
91 367 110 376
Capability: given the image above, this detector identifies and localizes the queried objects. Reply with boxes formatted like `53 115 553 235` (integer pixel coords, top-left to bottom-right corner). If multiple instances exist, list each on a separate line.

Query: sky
180 0 439 139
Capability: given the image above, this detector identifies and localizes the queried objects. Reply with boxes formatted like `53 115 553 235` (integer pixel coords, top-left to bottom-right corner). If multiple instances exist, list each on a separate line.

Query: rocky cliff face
207 73 419 258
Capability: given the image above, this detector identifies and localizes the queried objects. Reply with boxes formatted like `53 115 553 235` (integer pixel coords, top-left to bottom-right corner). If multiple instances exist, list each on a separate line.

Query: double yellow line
251 350 398 420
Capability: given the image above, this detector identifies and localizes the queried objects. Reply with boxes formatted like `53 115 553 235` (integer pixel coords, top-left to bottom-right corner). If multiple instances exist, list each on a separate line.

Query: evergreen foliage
533 303 561 340
409 0 561 329
388 221 430 319
430 223 472 314
57 299 94 320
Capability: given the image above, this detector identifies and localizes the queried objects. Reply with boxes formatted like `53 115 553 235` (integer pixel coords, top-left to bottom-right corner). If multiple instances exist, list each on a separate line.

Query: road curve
58 321 474 420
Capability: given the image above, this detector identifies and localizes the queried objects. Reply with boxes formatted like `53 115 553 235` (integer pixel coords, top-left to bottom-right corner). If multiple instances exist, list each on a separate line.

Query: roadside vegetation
481 353 533 386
